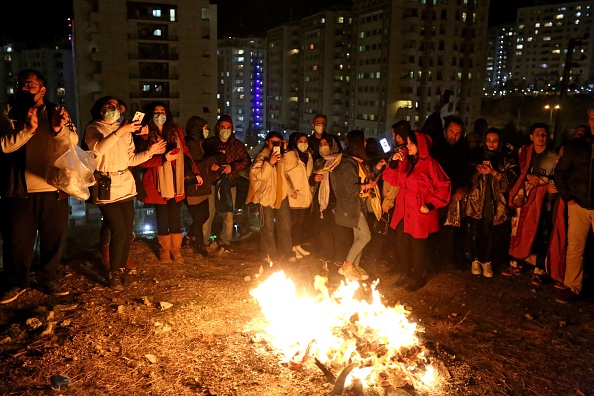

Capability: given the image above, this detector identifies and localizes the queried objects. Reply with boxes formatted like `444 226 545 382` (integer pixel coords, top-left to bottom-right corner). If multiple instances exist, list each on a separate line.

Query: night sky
0 0 572 47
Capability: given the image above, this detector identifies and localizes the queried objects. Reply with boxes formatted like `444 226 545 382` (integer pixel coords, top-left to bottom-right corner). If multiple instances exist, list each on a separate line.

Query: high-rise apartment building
266 23 301 135
298 8 353 137
0 45 77 123
351 0 489 133
512 1 593 92
73 0 217 131
484 25 515 95
266 0 489 136
217 38 265 139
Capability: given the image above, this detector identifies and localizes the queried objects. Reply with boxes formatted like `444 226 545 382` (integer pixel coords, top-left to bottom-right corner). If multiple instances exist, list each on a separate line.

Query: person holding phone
247 131 293 261
138 102 199 264
465 128 518 279
85 97 166 289
382 131 451 291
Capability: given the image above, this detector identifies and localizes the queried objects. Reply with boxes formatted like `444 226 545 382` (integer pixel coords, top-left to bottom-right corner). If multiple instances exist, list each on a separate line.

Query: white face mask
219 128 232 140
314 125 325 134
319 146 331 157
104 108 120 124
297 142 309 152
153 114 166 126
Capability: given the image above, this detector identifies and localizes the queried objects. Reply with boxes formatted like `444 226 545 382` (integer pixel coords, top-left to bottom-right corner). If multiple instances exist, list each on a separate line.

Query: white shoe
295 245 310 256
481 262 493 278
471 259 482 275
292 246 303 259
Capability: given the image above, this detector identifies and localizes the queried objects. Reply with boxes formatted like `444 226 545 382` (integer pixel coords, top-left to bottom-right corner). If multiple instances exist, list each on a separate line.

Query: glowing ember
250 270 437 393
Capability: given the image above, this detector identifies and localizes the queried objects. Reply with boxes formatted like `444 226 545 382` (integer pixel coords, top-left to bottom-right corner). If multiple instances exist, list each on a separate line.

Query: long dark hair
289 132 310 164
144 101 177 145
90 96 118 121
344 130 368 160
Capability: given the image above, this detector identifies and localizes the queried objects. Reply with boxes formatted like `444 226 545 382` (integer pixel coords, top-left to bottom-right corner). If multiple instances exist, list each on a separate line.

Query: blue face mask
117 115 125 124
153 114 166 127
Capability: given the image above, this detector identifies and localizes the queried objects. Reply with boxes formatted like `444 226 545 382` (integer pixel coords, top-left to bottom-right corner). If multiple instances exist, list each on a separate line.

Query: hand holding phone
379 138 391 154
272 146 281 156
133 111 145 123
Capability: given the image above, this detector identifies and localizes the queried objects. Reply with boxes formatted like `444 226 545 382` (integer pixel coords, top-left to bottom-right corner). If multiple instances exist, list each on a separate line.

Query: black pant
1 192 69 288
184 199 209 246
394 222 430 282
362 212 386 263
291 208 308 247
155 199 182 235
468 217 506 264
99 200 135 271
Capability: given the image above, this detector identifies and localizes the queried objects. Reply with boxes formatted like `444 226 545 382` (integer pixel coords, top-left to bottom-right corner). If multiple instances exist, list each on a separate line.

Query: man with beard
430 115 473 271
0 69 78 304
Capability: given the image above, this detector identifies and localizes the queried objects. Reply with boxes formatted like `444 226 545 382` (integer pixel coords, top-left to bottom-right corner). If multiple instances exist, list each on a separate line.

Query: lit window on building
169 9 176 21
201 8 210 20
337 16 344 23
555 14 563 19
153 29 162 36
237 49 244 55
152 9 161 17
309 43 315 50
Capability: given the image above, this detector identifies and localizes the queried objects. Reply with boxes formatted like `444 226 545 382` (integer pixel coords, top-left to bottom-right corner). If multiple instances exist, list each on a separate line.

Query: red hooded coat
383 131 451 239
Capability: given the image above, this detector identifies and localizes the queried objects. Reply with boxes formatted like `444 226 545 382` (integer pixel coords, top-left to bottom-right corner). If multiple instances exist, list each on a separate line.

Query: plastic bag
46 143 97 200
444 199 461 227
373 212 391 235
215 174 234 213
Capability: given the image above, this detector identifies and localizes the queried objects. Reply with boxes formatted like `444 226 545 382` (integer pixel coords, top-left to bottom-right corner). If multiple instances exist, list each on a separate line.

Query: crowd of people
0 68 592 306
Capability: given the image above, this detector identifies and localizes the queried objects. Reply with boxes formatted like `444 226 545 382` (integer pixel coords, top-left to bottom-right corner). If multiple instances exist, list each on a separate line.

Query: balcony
129 73 179 80
128 33 178 41
129 53 179 61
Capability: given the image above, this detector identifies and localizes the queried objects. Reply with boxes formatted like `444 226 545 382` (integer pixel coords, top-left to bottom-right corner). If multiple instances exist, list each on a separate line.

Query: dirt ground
0 235 593 396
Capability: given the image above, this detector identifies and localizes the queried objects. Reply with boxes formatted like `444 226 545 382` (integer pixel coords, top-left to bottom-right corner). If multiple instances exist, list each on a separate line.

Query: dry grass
1 238 593 395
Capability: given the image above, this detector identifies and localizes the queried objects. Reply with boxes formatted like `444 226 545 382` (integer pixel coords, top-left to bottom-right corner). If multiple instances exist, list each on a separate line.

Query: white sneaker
471 259 482 275
481 262 493 278
295 245 310 256
292 246 303 259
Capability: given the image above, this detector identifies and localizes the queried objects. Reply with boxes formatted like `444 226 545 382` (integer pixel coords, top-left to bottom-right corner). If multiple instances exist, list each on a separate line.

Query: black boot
192 243 209 257
108 271 124 291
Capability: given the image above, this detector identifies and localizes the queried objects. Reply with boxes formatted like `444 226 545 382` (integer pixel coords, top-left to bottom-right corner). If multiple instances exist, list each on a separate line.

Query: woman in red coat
383 131 451 291
138 102 200 263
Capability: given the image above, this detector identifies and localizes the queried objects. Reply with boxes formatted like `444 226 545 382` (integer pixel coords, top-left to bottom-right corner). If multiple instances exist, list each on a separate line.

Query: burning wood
250 271 437 394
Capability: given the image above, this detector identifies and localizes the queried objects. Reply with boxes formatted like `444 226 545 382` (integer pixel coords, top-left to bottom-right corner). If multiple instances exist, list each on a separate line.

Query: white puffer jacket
284 150 313 208
248 147 290 207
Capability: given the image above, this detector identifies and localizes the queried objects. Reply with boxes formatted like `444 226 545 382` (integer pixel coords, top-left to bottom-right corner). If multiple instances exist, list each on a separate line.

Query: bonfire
250 270 436 394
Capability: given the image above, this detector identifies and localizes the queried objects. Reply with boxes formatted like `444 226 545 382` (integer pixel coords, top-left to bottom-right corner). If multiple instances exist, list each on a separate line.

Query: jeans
291 208 308 247
345 211 371 265
155 199 182 235
203 185 236 245
99 200 135 271
1 192 69 288
260 198 293 258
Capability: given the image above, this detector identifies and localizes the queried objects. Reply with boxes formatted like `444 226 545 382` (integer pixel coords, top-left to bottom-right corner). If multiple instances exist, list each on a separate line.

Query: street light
544 104 560 125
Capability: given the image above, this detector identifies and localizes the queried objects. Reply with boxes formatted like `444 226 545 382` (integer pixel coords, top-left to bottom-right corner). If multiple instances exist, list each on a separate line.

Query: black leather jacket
554 138 594 209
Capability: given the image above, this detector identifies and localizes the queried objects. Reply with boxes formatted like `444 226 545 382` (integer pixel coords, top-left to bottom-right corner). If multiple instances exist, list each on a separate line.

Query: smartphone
169 148 180 155
272 146 281 156
379 138 391 153
98 176 111 201
133 111 145 123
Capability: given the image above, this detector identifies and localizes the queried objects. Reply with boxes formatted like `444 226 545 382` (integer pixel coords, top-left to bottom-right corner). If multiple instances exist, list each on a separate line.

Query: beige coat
283 150 313 208
85 120 152 204
248 147 290 207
